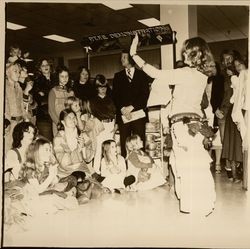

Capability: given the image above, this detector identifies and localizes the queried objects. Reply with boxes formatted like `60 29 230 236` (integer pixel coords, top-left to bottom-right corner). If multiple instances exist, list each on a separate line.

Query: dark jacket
73 81 96 102
210 74 225 114
33 72 56 119
219 70 233 117
112 68 152 123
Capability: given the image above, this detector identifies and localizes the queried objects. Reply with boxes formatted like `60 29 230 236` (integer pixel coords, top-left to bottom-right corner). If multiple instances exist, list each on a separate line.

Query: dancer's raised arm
130 34 165 79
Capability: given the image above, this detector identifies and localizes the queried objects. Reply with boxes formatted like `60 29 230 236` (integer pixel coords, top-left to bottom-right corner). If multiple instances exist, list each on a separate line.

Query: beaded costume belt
10 116 23 121
170 112 204 125
101 118 114 123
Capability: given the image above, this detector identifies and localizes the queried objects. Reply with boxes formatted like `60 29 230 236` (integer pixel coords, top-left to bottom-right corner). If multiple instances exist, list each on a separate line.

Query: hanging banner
81 24 174 52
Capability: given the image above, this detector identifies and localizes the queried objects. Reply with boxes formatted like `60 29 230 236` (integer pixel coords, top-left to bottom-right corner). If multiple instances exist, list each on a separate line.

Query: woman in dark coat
73 66 96 102
220 50 243 182
33 58 56 141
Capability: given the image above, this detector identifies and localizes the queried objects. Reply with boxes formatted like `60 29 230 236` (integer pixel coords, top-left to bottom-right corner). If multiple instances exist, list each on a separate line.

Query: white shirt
126 67 135 79
5 148 25 181
148 67 207 117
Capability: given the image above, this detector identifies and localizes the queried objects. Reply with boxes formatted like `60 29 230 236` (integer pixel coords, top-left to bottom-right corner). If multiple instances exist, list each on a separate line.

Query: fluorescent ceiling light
7 22 27 30
138 18 160 27
43 34 74 43
103 3 132 10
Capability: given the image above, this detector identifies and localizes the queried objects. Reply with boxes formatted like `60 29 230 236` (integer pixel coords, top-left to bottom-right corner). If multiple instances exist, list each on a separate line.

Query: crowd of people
208 50 248 183
3 36 248 229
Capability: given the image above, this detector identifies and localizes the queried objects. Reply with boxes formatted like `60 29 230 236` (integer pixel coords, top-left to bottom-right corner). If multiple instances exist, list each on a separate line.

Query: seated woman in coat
53 108 104 182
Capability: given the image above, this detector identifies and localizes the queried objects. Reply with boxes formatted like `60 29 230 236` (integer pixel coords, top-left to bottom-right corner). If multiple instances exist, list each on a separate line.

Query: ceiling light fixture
43 34 75 43
138 18 160 27
103 3 132 10
7 22 27 30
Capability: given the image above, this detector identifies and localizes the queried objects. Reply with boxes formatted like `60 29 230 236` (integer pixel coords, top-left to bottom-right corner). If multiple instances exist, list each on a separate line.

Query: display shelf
145 110 163 168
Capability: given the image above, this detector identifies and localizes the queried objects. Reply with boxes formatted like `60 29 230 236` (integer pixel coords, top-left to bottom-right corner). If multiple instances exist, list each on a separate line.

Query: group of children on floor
4 95 166 230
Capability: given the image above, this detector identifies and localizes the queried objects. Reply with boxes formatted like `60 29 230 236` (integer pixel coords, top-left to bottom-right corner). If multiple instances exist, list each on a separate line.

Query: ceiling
5 3 249 59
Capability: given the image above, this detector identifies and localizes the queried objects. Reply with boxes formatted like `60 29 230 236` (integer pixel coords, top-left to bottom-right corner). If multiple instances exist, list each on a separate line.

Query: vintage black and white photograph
1 0 250 248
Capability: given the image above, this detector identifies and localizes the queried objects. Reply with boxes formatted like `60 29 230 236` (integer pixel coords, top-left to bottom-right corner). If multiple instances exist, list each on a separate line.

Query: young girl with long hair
100 139 134 192
19 137 78 216
65 96 104 170
65 96 85 131
48 66 74 136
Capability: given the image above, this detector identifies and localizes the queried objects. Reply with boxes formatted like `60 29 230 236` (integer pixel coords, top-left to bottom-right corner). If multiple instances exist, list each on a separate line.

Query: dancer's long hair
182 37 214 76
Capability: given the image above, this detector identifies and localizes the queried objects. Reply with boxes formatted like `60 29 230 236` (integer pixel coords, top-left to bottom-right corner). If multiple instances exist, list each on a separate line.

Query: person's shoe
124 175 136 188
78 195 90 205
233 178 242 184
114 188 121 194
126 185 137 192
225 169 233 179
102 187 112 194
180 210 190 214
215 164 221 174
91 172 105 183
59 175 78 192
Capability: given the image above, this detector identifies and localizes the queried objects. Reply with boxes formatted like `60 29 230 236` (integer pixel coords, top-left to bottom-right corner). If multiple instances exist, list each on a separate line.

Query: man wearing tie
112 49 152 157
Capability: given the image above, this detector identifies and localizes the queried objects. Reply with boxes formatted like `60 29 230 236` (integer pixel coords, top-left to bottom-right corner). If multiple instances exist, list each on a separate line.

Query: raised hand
130 33 139 56
24 80 34 94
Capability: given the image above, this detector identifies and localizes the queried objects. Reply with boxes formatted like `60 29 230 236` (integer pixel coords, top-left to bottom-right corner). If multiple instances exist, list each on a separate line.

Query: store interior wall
68 48 161 80
62 38 247 80
209 38 248 62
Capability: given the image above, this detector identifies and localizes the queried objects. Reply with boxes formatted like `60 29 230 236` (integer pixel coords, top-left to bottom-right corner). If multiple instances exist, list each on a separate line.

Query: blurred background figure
208 61 225 173
34 58 56 141
220 50 243 183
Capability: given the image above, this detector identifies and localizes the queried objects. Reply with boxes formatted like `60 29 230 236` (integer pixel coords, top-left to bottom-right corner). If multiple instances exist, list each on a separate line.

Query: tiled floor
3 170 250 248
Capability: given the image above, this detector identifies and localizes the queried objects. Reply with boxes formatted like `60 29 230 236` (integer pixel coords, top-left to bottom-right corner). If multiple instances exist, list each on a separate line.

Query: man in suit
112 50 152 157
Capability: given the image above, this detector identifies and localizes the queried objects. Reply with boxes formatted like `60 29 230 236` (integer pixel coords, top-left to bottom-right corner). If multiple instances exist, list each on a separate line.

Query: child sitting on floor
100 139 135 193
126 134 166 191
20 137 78 216
65 97 104 162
